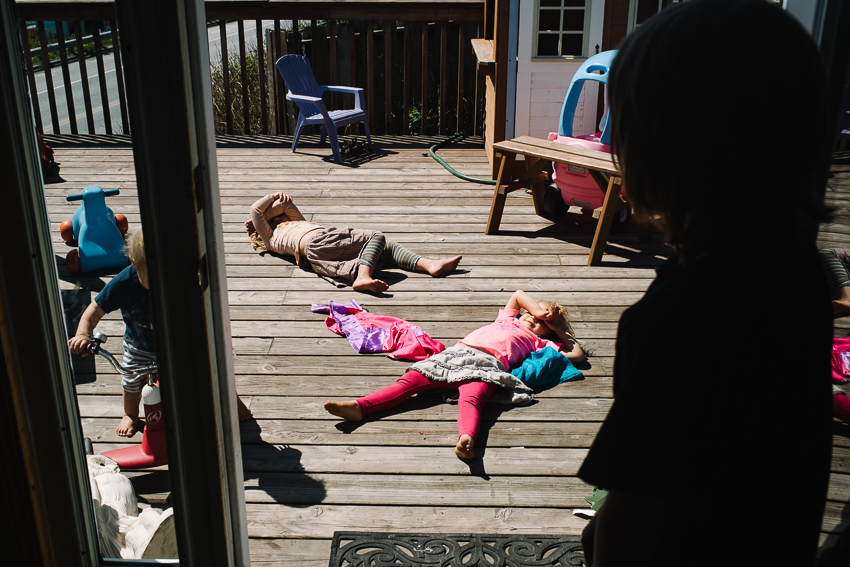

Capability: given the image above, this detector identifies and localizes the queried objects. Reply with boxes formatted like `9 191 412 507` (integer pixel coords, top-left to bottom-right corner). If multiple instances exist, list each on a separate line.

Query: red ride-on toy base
85 332 167 469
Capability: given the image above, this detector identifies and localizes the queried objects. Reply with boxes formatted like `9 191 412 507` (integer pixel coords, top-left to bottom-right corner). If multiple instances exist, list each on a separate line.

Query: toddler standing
69 228 252 436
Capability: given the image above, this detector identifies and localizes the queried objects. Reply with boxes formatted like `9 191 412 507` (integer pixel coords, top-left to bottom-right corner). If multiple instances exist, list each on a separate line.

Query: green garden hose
428 132 498 185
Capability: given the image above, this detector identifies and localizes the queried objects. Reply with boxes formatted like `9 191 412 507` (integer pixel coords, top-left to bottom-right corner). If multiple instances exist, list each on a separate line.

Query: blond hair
124 227 146 273
537 300 575 338
248 230 266 252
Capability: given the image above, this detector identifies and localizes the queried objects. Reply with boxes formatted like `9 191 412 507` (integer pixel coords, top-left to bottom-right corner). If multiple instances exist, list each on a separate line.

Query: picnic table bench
487 136 650 266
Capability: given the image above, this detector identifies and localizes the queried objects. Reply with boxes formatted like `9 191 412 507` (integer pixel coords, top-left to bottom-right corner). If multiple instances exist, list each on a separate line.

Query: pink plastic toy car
548 50 631 229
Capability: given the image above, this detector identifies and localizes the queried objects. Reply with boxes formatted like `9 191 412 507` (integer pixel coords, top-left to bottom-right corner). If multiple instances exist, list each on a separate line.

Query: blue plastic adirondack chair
275 54 372 163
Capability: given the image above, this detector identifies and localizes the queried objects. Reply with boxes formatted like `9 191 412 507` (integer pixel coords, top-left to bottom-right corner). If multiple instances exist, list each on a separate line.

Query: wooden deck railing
17 1 485 138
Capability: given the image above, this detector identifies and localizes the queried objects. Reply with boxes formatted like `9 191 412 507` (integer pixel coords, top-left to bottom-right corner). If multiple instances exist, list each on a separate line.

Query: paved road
32 20 282 135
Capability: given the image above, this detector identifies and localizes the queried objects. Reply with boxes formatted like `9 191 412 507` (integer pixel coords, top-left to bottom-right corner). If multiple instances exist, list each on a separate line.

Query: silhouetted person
577 1 834 565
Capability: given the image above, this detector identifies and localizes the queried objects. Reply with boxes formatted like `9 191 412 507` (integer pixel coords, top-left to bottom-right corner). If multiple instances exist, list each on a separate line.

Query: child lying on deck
246 192 462 293
324 290 585 458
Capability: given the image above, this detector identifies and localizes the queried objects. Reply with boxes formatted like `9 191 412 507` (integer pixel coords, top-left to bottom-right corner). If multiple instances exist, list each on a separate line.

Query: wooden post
257 19 268 134
238 21 250 133
403 22 410 135
367 20 374 130
329 19 337 111
19 22 42 133
384 20 393 134
348 19 356 88
92 23 113 135
266 28 276 134
421 22 429 134
440 21 448 135
457 22 465 134
108 20 130 134
36 22 60 133
55 22 78 135
220 20 232 134
72 22 95 134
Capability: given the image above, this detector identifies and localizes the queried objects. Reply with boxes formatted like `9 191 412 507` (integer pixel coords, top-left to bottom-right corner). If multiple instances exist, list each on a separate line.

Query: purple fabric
312 299 363 313
323 300 387 354
841 352 850 381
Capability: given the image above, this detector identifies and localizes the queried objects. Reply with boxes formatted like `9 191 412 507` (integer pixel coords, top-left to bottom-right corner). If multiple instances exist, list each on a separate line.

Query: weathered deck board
52 140 850 563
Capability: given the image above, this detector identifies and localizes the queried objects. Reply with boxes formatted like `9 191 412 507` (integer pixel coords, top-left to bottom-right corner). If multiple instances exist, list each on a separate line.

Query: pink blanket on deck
312 300 445 362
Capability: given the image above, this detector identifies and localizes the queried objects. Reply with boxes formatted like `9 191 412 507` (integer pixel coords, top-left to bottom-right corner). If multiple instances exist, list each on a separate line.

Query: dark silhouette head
609 0 830 260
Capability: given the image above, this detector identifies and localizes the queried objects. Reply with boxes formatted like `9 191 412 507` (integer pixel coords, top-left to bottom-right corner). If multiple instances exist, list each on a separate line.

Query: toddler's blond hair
536 300 575 338
124 227 146 273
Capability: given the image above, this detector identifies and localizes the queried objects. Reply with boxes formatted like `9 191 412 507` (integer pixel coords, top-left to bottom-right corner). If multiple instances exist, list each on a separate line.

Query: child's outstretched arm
505 290 552 319
68 302 107 356
550 325 585 363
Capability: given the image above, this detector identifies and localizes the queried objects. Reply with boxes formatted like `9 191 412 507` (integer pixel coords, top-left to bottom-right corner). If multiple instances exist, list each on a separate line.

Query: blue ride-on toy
60 186 130 274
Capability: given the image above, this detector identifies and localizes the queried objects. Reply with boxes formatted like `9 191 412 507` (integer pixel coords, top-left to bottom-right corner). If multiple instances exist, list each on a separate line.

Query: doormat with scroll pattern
328 532 586 567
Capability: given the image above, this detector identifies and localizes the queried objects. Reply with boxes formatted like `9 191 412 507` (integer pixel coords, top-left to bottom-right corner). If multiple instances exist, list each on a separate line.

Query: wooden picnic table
487 136 650 266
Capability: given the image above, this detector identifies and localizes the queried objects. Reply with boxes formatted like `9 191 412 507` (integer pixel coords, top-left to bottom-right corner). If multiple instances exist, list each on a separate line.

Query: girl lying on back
324 290 585 458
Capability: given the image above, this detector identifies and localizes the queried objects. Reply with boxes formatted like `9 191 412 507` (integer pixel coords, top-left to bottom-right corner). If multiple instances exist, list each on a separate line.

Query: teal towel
511 346 583 393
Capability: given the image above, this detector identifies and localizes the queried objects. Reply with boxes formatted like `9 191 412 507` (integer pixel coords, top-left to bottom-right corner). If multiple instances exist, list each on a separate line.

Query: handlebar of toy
66 188 120 202
87 332 157 376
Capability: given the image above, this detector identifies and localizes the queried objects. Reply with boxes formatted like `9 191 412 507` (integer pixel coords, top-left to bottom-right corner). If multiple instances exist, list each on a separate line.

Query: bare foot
244 219 256 235
116 415 138 438
237 396 253 421
455 434 475 459
324 400 363 421
352 276 389 293
420 255 462 277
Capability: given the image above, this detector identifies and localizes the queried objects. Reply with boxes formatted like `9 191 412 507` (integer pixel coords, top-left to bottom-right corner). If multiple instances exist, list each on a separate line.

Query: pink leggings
357 370 498 441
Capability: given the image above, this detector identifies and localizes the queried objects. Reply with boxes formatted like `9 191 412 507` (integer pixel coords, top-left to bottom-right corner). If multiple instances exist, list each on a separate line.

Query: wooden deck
47 134 850 564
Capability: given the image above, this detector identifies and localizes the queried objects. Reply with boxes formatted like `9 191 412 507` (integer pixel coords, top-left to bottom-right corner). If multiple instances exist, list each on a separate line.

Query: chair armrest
325 86 363 94
323 86 366 111
286 92 331 119
286 92 323 103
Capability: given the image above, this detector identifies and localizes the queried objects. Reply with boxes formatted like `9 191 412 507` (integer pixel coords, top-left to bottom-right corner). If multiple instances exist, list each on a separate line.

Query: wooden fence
20 20 130 136
264 19 485 137
18 16 485 138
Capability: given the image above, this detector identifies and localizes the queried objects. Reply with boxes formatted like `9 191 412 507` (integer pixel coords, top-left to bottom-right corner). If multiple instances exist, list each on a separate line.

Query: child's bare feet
352 276 389 293
324 400 363 421
455 434 475 459
244 219 256 235
237 396 253 421
116 415 138 438
419 255 462 277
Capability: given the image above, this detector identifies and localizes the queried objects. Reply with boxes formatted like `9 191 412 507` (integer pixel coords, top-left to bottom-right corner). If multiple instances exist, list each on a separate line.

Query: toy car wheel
114 213 129 236
610 207 632 232
60 219 74 242
66 249 82 274
84 437 93 456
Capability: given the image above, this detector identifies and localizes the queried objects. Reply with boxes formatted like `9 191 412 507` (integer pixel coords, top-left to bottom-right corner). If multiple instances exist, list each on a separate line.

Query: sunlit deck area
48 135 850 565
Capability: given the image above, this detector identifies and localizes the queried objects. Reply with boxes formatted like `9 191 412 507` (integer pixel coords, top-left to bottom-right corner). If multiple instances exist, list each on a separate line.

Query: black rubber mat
328 532 586 567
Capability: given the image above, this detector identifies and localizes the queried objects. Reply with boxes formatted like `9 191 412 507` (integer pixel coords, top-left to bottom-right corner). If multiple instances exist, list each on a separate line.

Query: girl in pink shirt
324 290 585 458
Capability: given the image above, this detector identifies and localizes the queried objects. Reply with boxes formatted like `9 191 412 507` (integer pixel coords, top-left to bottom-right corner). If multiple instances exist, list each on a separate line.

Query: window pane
538 9 561 32
636 0 660 25
563 0 586 6
562 10 585 32
540 0 561 6
537 33 560 56
561 33 583 57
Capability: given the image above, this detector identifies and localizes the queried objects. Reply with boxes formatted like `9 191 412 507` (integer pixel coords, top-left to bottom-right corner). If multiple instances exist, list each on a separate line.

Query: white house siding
514 0 606 140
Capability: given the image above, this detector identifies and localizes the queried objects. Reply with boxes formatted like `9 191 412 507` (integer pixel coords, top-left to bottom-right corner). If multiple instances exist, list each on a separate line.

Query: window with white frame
629 0 679 31
534 0 590 58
